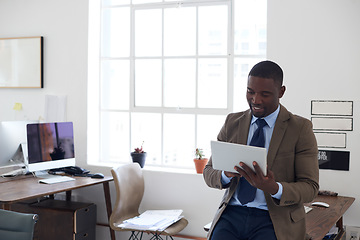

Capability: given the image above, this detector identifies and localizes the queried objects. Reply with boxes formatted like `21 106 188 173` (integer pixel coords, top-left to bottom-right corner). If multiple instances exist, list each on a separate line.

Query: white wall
0 0 89 162
267 0 360 229
1 0 360 239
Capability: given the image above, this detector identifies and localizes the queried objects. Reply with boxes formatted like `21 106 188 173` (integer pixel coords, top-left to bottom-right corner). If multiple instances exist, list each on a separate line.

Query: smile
252 106 263 111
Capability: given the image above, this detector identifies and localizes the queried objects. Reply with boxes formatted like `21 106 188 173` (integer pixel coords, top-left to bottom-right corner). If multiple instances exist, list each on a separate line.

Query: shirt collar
251 105 280 129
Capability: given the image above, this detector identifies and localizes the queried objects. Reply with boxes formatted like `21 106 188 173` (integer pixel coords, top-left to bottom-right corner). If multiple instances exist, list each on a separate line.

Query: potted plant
193 148 208 174
131 142 147 168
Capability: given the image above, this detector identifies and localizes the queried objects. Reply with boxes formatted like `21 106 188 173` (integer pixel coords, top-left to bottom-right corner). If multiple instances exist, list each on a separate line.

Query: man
203 60 319 240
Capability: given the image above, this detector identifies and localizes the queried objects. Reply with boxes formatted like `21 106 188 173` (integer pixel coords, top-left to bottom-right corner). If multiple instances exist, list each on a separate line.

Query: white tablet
210 140 267 176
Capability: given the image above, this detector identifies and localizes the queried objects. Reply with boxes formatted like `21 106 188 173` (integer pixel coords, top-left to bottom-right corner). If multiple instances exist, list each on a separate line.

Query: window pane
164 59 196 108
198 58 227 108
164 7 196 56
135 59 162 107
197 114 227 157
131 113 162 165
133 0 161 4
101 60 129 110
102 0 129 6
164 0 195 1
100 112 129 163
135 9 162 57
101 8 130 57
198 5 228 55
233 58 263 112
234 0 267 55
163 114 195 167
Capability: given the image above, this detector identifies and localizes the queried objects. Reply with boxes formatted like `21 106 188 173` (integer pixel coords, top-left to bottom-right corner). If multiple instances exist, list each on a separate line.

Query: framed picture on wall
0 36 43 88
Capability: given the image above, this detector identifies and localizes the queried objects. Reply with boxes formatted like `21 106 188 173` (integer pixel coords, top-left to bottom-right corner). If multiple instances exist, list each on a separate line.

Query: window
88 0 267 169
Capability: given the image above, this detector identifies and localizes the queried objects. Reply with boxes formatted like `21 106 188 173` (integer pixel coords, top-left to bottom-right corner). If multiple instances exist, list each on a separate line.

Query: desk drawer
74 203 96 233
74 228 96 240
11 199 96 240
32 199 97 233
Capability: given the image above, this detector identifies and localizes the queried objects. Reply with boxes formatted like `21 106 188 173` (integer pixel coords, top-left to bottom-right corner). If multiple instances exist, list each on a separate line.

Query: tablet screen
210 140 267 176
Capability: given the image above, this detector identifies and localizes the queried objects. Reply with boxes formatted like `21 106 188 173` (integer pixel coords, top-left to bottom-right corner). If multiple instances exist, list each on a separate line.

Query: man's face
246 76 285 118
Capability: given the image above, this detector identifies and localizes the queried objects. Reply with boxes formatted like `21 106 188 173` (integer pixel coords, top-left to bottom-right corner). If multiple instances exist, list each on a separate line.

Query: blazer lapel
267 105 290 169
237 110 252 144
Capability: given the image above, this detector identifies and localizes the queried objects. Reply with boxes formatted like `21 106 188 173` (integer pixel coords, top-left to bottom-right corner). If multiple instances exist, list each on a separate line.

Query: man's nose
252 94 262 104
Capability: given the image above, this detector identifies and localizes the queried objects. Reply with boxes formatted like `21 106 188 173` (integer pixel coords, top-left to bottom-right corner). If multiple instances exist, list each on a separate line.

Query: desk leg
66 190 72 201
335 217 345 240
103 182 116 240
336 216 343 230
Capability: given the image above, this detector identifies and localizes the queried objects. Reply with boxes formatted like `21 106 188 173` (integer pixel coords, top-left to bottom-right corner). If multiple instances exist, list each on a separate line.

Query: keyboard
38 176 75 184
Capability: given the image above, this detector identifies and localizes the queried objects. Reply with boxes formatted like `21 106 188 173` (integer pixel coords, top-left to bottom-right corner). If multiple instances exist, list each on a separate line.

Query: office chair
110 163 188 240
0 209 38 240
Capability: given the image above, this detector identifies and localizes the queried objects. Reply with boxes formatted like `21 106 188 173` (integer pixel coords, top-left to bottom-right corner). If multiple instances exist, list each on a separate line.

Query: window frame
87 0 266 169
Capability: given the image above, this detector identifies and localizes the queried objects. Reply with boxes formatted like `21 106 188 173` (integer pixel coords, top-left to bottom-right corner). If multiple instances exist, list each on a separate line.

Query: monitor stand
34 170 54 178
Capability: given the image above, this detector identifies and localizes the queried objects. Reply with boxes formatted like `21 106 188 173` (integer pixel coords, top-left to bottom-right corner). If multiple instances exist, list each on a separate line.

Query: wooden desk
203 195 355 240
306 195 355 240
0 175 116 240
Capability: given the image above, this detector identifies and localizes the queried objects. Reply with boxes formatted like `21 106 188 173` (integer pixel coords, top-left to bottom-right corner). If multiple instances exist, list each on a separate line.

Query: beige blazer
203 105 319 240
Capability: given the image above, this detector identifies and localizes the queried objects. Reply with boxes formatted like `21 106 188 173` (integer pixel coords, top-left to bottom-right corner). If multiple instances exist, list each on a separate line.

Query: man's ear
279 86 286 98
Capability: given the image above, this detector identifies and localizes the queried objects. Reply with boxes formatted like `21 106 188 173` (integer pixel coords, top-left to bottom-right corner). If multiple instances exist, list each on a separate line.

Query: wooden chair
110 163 188 240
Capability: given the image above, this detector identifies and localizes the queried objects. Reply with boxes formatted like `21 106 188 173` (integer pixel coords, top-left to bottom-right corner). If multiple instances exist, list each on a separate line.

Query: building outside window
88 0 267 170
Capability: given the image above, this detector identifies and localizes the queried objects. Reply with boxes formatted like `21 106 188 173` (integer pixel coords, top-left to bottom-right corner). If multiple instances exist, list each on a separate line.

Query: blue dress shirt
221 105 283 210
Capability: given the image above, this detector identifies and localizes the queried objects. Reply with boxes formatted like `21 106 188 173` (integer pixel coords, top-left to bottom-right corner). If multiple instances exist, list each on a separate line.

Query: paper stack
118 209 183 231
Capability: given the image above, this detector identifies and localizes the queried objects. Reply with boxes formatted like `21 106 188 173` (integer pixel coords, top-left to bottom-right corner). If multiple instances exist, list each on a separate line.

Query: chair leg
129 231 143 240
146 233 176 240
162 236 174 240
149 233 165 240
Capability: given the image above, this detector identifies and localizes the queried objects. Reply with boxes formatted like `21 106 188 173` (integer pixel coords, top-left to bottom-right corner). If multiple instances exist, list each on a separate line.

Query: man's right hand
224 171 241 178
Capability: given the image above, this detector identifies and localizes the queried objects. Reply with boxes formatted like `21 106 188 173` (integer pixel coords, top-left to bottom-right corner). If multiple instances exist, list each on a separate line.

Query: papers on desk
325 225 338 238
118 210 183 231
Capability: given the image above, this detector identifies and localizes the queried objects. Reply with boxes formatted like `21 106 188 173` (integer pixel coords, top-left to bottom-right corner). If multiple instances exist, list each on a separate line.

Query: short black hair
248 60 283 86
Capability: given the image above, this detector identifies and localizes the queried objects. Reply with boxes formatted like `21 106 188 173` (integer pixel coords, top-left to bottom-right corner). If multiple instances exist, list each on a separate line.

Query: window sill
86 162 203 176
143 165 201 175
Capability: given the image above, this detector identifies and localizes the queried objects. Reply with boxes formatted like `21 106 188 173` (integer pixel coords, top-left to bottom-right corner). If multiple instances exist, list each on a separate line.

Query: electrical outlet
351 231 358 239
346 226 360 240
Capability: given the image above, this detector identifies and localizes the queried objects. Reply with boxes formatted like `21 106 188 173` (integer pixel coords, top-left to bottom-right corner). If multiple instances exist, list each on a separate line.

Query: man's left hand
234 161 279 195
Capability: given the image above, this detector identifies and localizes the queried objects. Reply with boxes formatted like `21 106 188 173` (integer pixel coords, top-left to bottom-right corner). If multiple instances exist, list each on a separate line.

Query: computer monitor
0 120 37 167
26 122 76 173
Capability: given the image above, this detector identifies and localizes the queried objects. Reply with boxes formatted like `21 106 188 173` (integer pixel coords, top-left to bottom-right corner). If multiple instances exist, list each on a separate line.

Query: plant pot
131 152 147 168
193 158 208 174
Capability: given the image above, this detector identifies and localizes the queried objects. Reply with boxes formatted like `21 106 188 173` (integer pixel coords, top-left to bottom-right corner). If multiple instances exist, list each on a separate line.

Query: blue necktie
237 118 267 204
